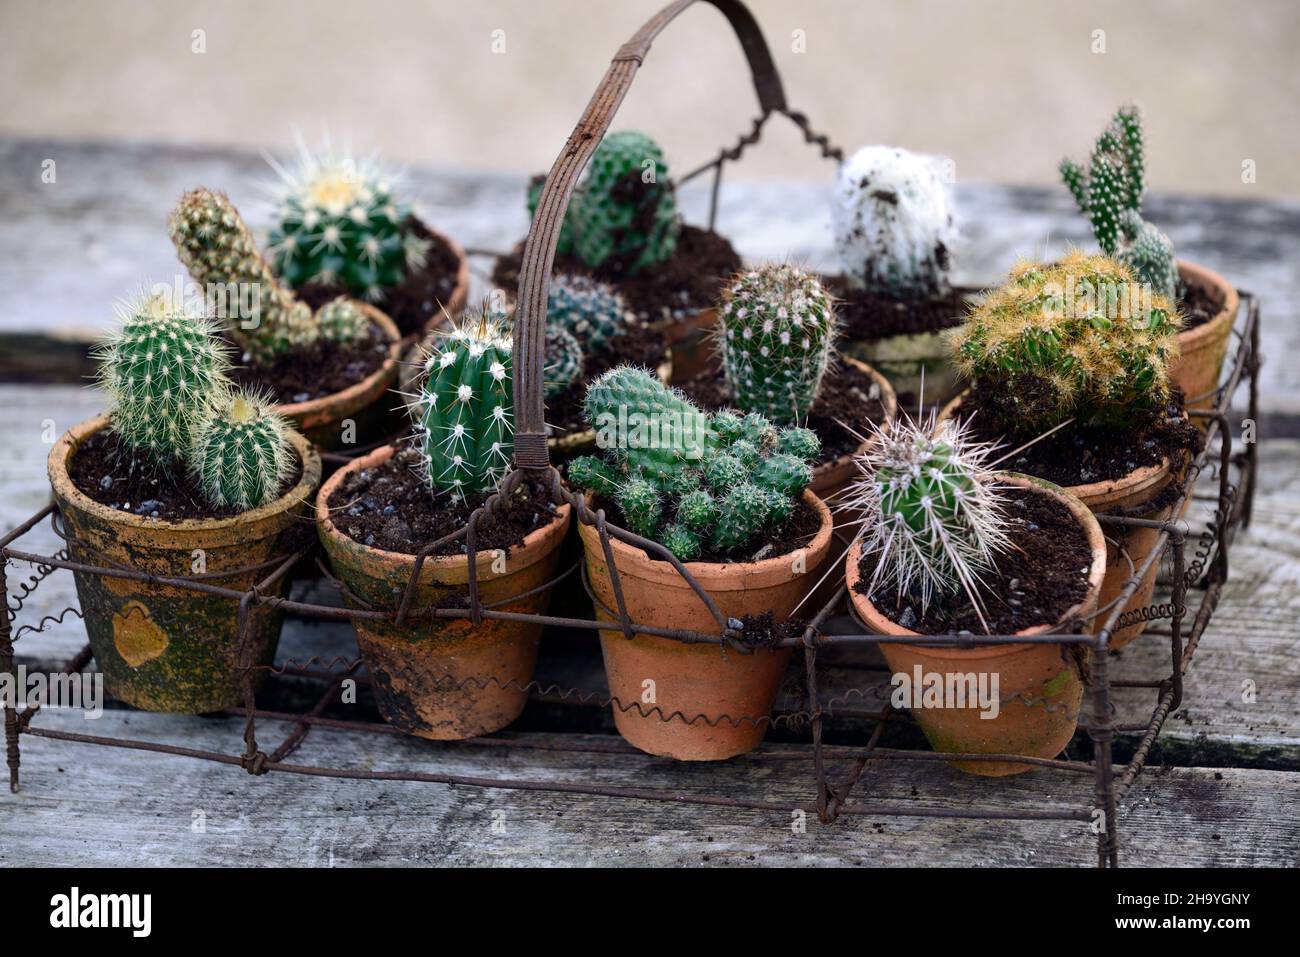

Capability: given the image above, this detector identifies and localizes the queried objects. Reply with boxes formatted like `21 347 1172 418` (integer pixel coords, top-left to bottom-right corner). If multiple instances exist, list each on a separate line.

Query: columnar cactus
584 366 708 485
547 274 634 351
1060 105 1181 301
412 305 514 499
831 145 956 300
950 251 1182 432
544 323 584 399
96 291 232 463
191 389 294 510
266 144 429 302
843 413 1011 622
717 264 837 423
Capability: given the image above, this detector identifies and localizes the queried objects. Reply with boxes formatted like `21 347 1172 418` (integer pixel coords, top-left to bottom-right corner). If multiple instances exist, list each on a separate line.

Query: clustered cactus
265 144 429 302
831 145 957 301
98 291 295 510
844 412 1011 627
717 264 837 424
527 131 680 276
544 323 584 399
547 274 634 352
411 305 515 500
1060 105 1182 302
568 366 819 561
950 251 1182 432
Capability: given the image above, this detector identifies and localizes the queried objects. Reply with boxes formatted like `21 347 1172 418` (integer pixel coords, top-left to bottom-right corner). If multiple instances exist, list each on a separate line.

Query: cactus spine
191 389 294 510
544 323 584 398
547 274 634 351
717 264 837 423
315 296 372 343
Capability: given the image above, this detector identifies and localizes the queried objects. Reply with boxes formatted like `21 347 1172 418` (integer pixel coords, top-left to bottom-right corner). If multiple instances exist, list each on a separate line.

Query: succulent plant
832 145 956 300
191 389 294 510
315 296 372 344
412 305 514 499
572 365 816 560
717 264 837 423
266 143 429 302
96 291 232 463
842 412 1011 626
547 274 634 351
950 251 1182 432
1060 104 1182 301
544 322 584 399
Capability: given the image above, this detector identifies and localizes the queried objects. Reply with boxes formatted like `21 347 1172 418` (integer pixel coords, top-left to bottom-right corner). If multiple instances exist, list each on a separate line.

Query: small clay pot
1172 260 1239 414
277 303 402 452
317 445 572 740
422 222 471 337
578 490 834 761
809 355 899 501
846 474 1106 776
47 416 321 713
664 306 717 384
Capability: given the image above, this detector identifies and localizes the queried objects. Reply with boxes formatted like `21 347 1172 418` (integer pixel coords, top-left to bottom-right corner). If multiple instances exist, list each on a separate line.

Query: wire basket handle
512 0 789 469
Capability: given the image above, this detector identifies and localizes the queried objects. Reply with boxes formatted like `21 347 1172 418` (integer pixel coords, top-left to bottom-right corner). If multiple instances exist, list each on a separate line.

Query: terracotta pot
809 355 899 501
846 474 1106 775
276 304 401 452
317 445 571 739
664 306 718 384
937 392 1177 649
47 415 321 713
422 221 471 337
579 490 834 760
1171 260 1238 414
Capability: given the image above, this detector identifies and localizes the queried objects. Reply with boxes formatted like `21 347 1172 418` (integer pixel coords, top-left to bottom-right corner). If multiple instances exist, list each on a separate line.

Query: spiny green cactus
413 305 514 499
585 366 707 485
315 296 372 343
832 145 956 300
718 264 837 423
191 389 294 511
96 291 232 463
1060 105 1182 301
950 251 1182 432
547 274 633 351
569 132 680 275
266 144 429 302
544 323 584 399
843 412 1011 625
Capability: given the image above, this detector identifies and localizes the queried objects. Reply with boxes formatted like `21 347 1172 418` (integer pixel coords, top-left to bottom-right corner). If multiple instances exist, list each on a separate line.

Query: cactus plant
842 412 1011 624
96 291 232 463
717 264 837 423
191 389 295 511
544 323 584 399
412 305 514 499
547 274 634 351
832 145 956 300
950 251 1182 432
1060 104 1182 301
266 143 430 302
315 296 372 344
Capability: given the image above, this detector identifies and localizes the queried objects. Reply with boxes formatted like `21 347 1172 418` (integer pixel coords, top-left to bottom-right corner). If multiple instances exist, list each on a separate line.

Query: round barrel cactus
547 274 633 351
191 389 294 511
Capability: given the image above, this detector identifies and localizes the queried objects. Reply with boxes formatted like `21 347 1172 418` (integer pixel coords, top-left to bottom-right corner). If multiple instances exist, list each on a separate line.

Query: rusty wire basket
0 0 1264 868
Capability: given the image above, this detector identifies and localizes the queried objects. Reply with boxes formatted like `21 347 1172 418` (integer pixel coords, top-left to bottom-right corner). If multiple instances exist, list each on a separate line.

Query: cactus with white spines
96 291 232 463
412 305 514 499
718 264 837 423
544 323 584 399
315 296 372 344
191 389 294 510
832 145 956 301
547 274 634 351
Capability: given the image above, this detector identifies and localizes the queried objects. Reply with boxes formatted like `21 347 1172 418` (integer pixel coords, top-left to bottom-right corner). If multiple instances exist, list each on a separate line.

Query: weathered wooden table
1 138 1297 867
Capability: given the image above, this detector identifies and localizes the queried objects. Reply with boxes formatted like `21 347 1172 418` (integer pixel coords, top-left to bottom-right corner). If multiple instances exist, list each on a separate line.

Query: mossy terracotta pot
277 304 401 452
579 490 834 761
317 445 572 740
846 474 1106 776
47 416 321 714
1172 260 1239 414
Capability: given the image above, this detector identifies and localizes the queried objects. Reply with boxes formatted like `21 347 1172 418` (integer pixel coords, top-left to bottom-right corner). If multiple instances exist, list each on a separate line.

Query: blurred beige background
2 0 1296 197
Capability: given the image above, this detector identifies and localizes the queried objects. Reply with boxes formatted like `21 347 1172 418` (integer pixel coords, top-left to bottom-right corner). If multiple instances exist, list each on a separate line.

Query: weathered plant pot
47 415 321 713
317 445 572 740
1172 260 1238 414
840 328 961 404
579 490 834 761
277 304 402 452
664 307 717 384
421 222 472 338
846 474 1106 775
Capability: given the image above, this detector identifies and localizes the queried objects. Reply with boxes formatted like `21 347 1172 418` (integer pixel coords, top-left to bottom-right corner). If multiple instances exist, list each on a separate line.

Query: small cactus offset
266 144 429 302
544 323 584 399
717 264 837 423
191 389 294 511
315 296 372 343
950 251 1181 432
96 291 232 463
843 412 1011 626
547 274 634 351
412 305 514 499
1060 104 1182 301
832 146 956 300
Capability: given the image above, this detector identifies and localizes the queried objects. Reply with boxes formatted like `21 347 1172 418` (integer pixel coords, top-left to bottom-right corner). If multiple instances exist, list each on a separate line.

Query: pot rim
845 472 1107 658
1175 258 1239 351
275 303 401 419
48 414 322 532
812 353 899 479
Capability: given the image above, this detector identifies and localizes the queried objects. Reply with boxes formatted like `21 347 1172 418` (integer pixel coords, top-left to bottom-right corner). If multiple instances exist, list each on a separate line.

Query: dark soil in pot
855 485 1092 635
295 219 464 337
544 322 670 440
1177 280 1223 334
823 276 968 340
326 447 560 556
676 355 890 468
227 320 391 405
